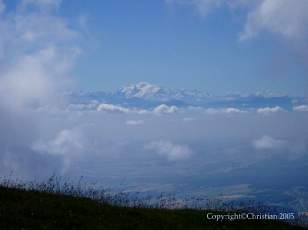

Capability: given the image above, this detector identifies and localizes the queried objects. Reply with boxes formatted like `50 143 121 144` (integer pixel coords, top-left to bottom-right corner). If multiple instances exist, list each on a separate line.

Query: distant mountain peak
68 83 298 111
118 82 210 101
119 82 162 98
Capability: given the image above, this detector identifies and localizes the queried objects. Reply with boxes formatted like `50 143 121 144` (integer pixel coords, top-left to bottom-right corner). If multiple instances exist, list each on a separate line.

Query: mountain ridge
68 82 306 110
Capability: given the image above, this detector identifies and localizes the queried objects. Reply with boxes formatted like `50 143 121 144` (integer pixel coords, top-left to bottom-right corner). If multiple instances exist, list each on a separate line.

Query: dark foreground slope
0 186 305 230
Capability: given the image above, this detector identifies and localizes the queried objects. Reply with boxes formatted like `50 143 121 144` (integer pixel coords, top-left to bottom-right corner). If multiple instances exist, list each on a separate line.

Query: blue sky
4 0 308 95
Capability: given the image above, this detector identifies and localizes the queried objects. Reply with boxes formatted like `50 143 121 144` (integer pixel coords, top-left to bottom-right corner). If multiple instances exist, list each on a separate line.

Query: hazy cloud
293 105 308 112
253 135 286 150
126 120 144 126
205 107 245 114
146 140 192 161
97 104 130 114
32 129 84 156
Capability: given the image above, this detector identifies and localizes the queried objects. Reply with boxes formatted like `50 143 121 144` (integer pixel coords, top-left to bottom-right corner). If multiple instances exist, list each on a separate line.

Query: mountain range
69 82 307 110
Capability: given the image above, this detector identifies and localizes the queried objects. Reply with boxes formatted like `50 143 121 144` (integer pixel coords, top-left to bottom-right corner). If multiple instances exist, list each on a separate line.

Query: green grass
0 186 306 230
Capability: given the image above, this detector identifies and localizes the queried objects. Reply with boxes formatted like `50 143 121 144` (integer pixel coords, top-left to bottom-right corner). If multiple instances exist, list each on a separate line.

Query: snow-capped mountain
69 82 211 107
119 82 162 98
69 82 302 110
117 82 210 101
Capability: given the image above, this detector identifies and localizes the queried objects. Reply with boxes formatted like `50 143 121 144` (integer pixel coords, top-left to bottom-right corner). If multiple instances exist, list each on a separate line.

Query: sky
0 0 308 210
3 0 307 96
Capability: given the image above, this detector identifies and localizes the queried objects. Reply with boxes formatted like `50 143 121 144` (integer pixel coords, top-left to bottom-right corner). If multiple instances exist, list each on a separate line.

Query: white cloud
0 0 81 109
68 102 151 114
31 129 85 174
293 105 308 112
153 104 178 114
167 0 308 44
257 106 283 115
253 135 286 150
0 47 76 108
32 129 84 156
97 103 130 113
146 140 192 161
205 107 245 114
223 107 243 113
0 0 83 176
126 120 144 126
240 0 308 41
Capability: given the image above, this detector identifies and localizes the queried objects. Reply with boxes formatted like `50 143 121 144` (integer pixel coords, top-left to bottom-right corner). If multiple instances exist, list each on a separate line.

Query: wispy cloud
167 0 308 46
166 0 224 16
240 0 308 42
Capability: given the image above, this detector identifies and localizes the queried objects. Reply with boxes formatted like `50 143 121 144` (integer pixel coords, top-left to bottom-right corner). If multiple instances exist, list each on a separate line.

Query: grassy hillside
0 186 305 230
